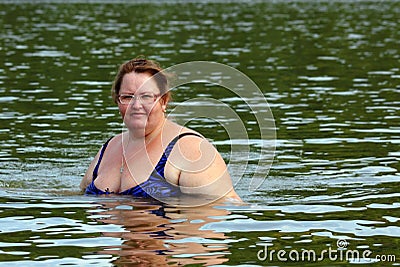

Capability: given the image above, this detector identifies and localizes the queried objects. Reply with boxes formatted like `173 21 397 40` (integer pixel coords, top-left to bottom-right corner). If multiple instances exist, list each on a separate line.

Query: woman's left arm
166 135 241 200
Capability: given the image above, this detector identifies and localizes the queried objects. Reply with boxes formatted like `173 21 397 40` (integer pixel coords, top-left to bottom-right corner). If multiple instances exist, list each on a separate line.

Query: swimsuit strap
163 132 203 159
154 132 203 178
92 137 113 180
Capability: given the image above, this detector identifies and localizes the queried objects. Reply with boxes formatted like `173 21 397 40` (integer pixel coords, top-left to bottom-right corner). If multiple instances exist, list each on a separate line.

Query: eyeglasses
118 93 160 105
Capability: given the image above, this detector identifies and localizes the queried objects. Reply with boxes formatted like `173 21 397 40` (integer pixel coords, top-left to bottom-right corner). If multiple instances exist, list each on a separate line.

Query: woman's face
118 72 167 136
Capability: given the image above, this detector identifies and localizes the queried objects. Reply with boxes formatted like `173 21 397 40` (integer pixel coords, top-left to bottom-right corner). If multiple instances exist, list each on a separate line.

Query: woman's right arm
80 149 101 192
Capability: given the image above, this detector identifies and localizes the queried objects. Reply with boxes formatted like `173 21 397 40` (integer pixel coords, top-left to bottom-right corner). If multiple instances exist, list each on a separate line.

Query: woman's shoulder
164 120 215 158
164 120 204 138
97 133 124 154
106 132 124 144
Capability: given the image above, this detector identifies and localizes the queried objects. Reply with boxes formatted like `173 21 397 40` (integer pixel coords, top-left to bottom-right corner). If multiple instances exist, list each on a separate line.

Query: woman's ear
160 95 169 112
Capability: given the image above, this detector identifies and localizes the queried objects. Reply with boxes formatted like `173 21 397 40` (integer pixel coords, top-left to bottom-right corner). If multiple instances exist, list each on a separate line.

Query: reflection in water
91 198 234 266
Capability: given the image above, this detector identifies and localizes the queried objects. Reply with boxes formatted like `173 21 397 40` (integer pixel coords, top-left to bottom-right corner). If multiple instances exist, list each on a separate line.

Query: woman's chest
94 142 172 192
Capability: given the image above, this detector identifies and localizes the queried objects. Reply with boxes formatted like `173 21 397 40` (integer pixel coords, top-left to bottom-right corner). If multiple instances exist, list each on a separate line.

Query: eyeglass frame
117 93 161 105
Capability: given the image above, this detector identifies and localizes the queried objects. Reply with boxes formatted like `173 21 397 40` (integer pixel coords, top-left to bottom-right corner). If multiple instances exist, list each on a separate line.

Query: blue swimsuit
85 132 202 198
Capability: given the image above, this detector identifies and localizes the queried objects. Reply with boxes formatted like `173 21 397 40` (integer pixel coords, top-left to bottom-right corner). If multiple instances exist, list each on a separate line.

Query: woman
80 57 240 202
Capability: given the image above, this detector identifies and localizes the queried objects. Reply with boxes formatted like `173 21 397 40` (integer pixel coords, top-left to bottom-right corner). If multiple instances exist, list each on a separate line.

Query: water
0 0 399 266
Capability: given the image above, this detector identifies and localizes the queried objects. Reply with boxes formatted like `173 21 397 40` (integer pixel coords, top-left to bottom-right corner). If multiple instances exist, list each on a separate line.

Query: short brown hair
111 57 171 104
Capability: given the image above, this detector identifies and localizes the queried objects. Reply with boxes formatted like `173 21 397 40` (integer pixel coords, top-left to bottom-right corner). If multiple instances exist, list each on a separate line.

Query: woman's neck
127 117 166 143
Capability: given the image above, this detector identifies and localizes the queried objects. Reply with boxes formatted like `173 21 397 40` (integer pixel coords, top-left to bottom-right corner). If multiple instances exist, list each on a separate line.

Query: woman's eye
141 94 153 100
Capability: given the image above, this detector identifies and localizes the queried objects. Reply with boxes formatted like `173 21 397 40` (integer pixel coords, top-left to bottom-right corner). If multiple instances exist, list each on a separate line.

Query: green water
0 1 399 266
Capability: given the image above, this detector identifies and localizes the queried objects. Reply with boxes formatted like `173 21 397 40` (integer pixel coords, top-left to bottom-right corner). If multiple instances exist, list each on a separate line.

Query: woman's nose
129 97 142 109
